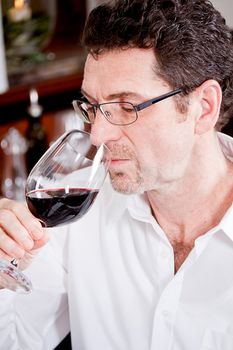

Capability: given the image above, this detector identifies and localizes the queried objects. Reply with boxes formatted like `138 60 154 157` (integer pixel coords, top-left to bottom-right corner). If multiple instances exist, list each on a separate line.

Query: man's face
81 48 196 194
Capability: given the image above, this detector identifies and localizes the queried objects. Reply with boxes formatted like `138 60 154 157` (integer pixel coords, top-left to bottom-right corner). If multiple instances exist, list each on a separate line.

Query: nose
90 109 122 147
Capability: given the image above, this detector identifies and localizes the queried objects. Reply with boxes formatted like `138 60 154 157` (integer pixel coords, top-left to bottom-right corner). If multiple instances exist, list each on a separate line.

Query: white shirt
1 132 233 350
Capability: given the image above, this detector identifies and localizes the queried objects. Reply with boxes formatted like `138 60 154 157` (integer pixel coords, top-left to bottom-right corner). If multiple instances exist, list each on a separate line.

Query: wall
211 0 233 28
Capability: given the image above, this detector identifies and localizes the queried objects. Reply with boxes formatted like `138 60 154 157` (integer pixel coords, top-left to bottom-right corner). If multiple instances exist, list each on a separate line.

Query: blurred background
0 0 103 200
0 0 232 201
0 1 103 348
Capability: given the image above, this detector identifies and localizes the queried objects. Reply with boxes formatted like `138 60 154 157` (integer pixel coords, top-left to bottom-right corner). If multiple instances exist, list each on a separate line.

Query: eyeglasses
72 88 183 126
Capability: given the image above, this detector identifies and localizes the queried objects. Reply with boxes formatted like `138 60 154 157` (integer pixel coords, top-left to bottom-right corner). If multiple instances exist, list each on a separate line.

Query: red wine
26 188 98 227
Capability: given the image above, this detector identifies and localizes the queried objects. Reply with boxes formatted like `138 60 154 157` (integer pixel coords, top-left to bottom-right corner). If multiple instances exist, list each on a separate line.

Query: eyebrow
80 88 143 102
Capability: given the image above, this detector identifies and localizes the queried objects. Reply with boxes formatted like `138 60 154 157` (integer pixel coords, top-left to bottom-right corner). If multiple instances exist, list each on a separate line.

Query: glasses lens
73 101 94 124
101 102 136 125
73 101 137 125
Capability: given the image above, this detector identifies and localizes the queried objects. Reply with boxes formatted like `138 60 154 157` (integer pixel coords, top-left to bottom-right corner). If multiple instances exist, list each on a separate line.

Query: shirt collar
215 132 233 242
127 192 154 222
218 203 233 243
217 131 233 161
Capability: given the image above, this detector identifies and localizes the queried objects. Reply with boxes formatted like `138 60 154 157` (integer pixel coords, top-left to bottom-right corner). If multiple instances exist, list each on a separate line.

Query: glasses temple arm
136 88 183 111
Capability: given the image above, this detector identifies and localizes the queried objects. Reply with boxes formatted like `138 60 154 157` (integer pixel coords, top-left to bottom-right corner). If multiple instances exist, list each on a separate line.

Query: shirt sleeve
0 226 69 350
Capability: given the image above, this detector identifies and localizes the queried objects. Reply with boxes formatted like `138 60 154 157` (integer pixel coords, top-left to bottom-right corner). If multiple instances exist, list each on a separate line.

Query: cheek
136 124 195 172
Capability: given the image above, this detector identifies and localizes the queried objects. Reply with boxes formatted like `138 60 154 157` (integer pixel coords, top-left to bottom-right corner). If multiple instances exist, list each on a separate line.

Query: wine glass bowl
0 129 111 293
25 129 110 227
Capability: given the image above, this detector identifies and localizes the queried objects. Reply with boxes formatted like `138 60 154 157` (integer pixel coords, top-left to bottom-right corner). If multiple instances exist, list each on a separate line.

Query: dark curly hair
83 0 233 130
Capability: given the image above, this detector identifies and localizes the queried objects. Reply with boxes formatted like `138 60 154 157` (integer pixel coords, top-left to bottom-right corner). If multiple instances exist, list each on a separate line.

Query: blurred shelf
0 69 84 106
0 53 85 124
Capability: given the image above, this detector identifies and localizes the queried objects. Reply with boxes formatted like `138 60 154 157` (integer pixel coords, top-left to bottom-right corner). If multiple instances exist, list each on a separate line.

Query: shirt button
162 310 171 318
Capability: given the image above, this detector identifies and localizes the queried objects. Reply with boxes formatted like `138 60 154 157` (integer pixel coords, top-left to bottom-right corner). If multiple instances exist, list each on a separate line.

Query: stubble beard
108 144 144 194
109 168 143 194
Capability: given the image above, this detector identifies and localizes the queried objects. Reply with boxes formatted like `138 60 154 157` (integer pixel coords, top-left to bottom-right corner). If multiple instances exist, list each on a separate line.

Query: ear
194 80 222 135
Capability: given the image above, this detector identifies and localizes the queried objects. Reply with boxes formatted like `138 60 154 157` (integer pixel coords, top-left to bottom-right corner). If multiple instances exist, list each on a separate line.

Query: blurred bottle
1 128 27 201
26 88 48 173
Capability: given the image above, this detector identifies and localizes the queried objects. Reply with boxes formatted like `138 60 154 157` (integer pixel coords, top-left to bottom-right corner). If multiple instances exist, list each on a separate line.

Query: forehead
82 48 167 98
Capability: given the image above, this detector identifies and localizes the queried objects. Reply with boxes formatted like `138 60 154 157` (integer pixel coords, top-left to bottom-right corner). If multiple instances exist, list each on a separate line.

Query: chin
109 172 143 194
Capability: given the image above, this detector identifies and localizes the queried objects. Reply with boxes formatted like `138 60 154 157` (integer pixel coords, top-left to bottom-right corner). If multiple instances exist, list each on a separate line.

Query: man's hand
0 198 49 270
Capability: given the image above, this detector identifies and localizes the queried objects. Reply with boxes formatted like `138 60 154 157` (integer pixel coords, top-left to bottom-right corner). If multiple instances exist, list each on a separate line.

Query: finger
18 232 50 270
0 209 34 251
0 249 17 262
0 228 25 259
32 232 50 250
0 198 44 240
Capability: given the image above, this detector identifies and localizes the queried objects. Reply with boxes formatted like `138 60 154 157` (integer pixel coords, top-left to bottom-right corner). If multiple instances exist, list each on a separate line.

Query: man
1 0 233 349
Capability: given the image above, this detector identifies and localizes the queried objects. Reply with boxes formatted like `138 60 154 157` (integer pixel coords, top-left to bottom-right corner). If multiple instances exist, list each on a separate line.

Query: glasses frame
72 87 183 126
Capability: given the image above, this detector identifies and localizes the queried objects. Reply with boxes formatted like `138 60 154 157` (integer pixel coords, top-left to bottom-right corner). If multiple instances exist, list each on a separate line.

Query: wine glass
0 129 111 293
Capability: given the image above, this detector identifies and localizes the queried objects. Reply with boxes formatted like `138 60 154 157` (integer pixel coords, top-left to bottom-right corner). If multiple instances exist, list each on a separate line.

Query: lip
110 159 130 166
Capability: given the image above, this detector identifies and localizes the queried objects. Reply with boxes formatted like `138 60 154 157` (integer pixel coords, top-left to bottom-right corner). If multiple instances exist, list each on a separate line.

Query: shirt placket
156 239 174 294
150 270 184 350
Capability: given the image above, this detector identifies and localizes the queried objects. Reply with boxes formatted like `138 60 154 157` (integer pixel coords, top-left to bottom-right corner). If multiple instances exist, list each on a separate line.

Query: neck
147 132 233 246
